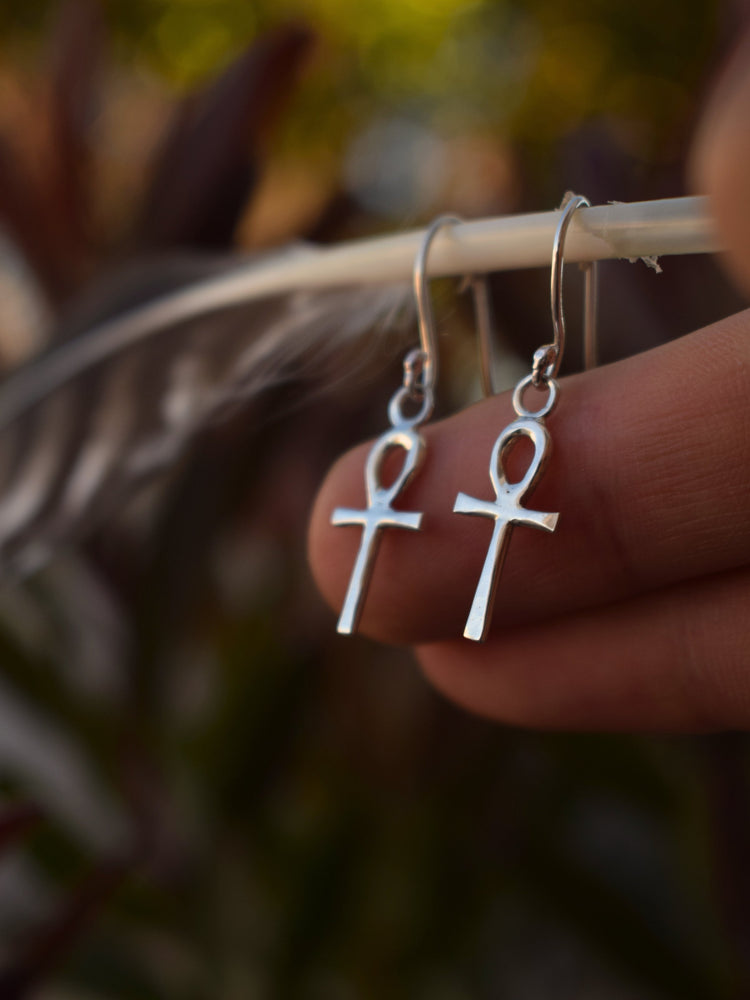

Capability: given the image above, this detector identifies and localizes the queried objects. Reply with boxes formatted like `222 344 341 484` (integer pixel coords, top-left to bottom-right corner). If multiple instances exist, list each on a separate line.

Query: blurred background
0 0 749 997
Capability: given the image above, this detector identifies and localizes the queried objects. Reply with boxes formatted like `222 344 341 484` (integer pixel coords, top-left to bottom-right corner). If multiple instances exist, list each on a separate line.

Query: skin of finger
689 26 750 296
308 309 750 644
417 566 750 733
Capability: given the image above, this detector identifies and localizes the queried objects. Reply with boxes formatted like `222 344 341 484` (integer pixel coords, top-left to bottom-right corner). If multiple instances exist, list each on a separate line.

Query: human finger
308 309 750 644
416 565 750 733
689 25 750 295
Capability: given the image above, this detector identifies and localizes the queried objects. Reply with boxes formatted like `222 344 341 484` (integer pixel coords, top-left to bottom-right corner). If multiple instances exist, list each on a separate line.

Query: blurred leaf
0 858 131 999
47 0 106 257
134 23 313 251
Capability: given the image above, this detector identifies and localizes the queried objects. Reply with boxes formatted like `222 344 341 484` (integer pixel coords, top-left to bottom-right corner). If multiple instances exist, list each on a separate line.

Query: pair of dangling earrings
332 196 598 642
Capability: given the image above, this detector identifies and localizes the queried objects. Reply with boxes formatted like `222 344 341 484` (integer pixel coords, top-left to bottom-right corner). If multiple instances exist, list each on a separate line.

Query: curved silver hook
414 215 501 399
538 194 598 382
470 273 499 398
412 214 463 395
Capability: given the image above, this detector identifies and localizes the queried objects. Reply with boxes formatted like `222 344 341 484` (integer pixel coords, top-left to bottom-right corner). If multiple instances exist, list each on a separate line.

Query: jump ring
388 385 434 429
512 373 559 420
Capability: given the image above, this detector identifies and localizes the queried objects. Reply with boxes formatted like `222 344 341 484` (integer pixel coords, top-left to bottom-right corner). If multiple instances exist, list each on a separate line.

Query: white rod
0 196 719 428
274 195 718 288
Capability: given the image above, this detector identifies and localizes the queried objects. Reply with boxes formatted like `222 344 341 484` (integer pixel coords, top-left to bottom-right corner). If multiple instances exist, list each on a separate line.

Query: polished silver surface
332 388 430 634
454 415 558 642
387 382 434 430
412 215 463 394
536 194 598 383
511 373 559 420
582 255 598 371
332 214 480 636
471 274 499 399
474 196 598 400
453 192 592 642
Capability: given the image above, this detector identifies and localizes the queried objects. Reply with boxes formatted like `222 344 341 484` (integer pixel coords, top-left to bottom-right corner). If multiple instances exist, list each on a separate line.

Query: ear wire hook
536 193 598 384
469 273 498 398
413 214 499 401
475 194 598 399
411 214 465 397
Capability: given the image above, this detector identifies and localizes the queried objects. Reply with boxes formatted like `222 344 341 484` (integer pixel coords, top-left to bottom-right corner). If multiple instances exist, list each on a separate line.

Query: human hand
308 30 750 733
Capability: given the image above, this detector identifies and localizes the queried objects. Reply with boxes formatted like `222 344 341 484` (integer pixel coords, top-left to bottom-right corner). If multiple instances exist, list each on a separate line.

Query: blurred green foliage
0 0 719 154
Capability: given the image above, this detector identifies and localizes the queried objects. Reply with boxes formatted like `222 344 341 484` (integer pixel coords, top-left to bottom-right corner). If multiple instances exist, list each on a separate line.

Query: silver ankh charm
332 421 425 635
454 415 558 642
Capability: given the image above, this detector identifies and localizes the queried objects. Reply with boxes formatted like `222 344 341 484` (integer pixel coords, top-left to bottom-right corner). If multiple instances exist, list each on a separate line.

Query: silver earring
453 194 598 642
331 216 457 635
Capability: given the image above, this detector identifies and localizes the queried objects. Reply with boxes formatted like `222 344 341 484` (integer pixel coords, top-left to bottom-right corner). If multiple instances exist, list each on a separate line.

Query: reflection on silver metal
332 213 495 635
454 412 559 642
539 194 599 382
581 255 598 371
412 214 462 394
332 385 431 634
453 192 594 642
332 212 457 635
512 373 559 420
470 274 499 398
473 196 598 399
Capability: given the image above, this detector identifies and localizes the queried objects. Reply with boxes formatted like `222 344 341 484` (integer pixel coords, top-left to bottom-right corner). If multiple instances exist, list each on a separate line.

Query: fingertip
689 28 750 297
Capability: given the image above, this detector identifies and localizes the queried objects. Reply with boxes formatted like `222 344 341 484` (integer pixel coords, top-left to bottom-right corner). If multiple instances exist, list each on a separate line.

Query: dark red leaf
46 0 106 256
134 22 313 251
0 139 80 303
0 803 42 853
0 857 133 998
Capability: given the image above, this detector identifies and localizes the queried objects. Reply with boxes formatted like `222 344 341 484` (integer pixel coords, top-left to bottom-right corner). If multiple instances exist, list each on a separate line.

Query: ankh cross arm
454 417 559 642
332 426 425 635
